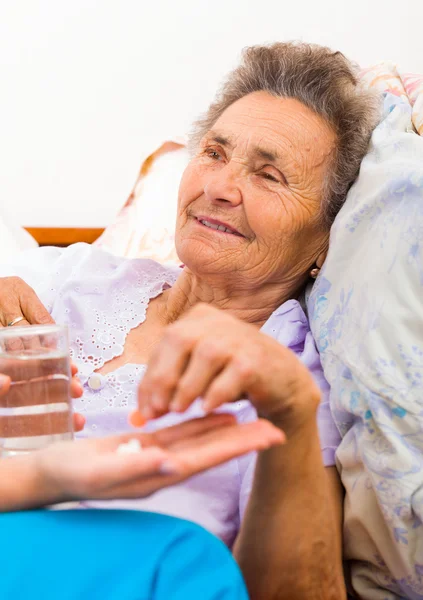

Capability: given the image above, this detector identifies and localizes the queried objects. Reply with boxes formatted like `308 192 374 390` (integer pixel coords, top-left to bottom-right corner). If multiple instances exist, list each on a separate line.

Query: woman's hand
29 414 283 507
0 277 54 328
137 304 320 427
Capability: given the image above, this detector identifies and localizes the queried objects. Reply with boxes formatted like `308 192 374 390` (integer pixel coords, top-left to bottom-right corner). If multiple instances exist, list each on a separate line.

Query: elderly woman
0 42 379 599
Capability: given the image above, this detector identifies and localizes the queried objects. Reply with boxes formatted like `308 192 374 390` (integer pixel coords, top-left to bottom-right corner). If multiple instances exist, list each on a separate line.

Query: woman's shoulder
261 298 310 346
261 297 325 377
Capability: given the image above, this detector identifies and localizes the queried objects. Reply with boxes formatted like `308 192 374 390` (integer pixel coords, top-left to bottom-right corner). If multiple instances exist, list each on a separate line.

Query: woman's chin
176 238 237 274
176 238 215 264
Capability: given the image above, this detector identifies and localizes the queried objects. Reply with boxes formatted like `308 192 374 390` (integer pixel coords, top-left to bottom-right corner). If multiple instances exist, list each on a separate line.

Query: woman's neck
157 268 303 328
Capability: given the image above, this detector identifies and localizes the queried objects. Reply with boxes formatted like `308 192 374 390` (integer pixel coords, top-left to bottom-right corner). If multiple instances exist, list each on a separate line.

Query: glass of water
0 324 73 457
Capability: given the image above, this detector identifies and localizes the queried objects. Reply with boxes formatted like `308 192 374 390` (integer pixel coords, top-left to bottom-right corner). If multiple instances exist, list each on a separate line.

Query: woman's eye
261 172 280 183
205 149 222 160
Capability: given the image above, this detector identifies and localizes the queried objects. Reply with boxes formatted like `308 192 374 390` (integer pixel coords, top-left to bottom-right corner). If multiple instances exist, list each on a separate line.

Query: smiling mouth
195 217 244 237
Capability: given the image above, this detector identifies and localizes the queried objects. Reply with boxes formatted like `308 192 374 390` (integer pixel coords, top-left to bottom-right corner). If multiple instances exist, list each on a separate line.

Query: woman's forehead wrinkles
214 115 320 154
208 126 293 161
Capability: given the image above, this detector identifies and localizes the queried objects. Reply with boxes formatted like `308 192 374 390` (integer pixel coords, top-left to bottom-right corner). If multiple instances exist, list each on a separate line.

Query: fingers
140 347 255 419
139 335 234 419
126 413 236 444
8 318 31 328
169 341 227 413
170 419 285 472
69 364 83 398
108 419 285 499
3 335 26 353
71 364 84 430
70 362 84 431
19 285 55 326
3 328 45 353
72 412 86 432
70 376 83 398
138 330 192 418
149 413 236 447
129 410 147 428
202 359 256 412
0 277 54 328
0 375 11 397
0 276 54 354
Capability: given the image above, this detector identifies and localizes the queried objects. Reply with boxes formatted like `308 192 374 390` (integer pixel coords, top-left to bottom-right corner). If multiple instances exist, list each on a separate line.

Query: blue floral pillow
308 94 423 599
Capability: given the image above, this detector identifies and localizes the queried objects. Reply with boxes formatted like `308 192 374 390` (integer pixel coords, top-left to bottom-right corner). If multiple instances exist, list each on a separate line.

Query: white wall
1 0 422 227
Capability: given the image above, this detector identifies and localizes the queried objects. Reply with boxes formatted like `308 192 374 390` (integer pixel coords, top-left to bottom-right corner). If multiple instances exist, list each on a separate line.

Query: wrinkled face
175 91 336 291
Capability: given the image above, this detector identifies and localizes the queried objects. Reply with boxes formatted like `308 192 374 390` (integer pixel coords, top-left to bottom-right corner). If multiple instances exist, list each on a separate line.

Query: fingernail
159 460 180 475
129 411 147 428
0 375 7 389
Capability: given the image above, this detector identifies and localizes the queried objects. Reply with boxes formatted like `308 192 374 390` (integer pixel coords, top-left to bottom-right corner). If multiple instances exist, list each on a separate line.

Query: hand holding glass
0 325 73 457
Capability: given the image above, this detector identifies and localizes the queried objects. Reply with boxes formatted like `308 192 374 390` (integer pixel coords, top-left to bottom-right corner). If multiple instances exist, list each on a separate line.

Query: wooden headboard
24 227 105 247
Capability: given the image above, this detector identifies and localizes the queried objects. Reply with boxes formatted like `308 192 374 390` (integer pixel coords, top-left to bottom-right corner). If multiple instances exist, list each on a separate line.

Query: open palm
36 413 284 505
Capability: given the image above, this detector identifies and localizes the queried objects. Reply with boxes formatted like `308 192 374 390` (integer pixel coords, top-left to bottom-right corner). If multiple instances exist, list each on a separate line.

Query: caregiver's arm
234 406 345 600
137 305 346 600
0 375 283 512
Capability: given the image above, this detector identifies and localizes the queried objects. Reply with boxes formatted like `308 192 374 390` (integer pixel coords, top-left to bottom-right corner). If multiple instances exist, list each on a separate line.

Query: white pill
116 439 143 454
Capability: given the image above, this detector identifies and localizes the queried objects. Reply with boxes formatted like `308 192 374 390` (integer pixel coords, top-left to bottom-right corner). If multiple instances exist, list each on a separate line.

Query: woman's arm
234 411 345 600
136 303 346 599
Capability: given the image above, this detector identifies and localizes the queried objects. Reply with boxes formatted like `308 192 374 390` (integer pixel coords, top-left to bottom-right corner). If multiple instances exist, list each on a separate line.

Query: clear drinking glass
0 324 73 457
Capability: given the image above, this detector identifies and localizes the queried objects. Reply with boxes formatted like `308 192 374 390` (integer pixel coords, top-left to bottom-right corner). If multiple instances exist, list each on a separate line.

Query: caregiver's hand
137 304 320 426
70 364 85 432
0 366 84 433
0 277 85 430
3 414 283 511
0 276 53 328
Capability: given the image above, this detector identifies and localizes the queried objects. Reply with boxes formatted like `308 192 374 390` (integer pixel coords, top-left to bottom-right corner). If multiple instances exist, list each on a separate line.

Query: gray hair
189 42 381 227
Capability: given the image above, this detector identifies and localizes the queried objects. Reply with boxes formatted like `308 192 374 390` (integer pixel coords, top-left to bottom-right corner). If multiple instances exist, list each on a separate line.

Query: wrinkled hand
0 277 54 328
137 304 320 425
34 414 284 505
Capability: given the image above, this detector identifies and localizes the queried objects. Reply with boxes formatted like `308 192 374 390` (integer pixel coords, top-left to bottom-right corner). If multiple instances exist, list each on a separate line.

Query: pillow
0 207 38 262
360 62 423 134
95 139 189 264
308 91 423 599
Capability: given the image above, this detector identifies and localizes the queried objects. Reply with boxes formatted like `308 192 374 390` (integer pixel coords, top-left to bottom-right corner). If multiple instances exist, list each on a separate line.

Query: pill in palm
116 439 143 454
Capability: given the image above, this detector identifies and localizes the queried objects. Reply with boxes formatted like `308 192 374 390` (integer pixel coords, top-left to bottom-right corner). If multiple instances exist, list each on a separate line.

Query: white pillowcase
308 93 423 599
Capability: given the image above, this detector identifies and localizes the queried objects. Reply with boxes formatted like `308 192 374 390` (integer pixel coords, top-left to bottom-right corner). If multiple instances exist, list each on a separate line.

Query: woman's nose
203 166 242 207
